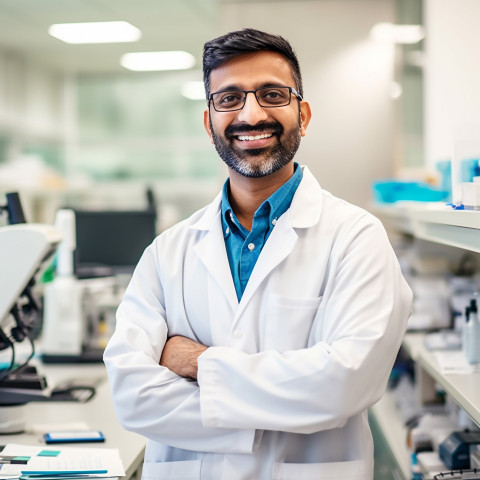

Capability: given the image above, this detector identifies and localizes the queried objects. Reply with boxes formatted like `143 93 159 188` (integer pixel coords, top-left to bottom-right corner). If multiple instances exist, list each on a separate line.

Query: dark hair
202 28 303 100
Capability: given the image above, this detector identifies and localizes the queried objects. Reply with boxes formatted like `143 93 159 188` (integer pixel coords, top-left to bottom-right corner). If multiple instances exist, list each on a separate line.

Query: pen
19 474 112 480
21 470 108 475
19 470 108 478
20 476 114 480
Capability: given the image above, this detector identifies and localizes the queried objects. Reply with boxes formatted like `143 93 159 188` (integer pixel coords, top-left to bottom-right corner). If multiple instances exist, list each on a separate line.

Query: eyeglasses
209 86 302 112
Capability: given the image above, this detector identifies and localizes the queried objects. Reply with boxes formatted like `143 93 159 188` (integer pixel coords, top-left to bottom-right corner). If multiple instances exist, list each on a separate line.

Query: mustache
224 121 284 139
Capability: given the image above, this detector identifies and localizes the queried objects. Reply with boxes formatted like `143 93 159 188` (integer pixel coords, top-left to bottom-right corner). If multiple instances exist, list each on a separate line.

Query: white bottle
463 306 471 355
465 299 480 364
42 209 84 357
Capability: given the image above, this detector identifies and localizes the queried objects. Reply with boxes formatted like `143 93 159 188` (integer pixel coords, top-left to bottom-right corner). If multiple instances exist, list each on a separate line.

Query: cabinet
369 202 480 479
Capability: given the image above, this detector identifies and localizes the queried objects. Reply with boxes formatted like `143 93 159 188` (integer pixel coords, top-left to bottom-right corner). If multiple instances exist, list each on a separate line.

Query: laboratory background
1 0 480 479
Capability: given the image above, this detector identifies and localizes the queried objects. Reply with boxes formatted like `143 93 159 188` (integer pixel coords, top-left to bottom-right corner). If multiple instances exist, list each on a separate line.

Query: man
104 28 412 479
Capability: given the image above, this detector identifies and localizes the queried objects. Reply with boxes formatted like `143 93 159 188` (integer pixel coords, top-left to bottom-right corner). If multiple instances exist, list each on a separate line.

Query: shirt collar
221 162 303 236
265 162 302 225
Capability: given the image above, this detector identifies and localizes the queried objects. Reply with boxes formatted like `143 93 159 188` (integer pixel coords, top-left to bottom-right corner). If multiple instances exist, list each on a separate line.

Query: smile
236 133 273 141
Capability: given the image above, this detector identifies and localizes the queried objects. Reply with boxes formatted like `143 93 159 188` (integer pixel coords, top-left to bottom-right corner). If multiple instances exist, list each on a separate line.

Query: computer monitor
73 209 157 278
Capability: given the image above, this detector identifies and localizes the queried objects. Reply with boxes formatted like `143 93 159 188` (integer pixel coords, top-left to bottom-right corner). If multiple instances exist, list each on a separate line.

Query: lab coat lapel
192 197 238 313
238 219 297 315
236 166 323 318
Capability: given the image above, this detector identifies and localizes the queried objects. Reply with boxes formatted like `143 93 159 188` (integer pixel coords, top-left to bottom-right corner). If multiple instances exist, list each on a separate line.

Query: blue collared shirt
221 163 303 301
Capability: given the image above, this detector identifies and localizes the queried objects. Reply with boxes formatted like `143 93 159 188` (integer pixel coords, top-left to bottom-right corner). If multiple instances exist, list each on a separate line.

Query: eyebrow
212 82 289 94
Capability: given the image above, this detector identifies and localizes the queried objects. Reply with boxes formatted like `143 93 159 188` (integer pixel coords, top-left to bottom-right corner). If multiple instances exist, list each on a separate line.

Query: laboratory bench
0 362 146 479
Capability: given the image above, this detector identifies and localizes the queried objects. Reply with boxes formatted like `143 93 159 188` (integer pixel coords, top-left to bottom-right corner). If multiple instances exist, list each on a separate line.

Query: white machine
0 223 62 331
0 221 62 432
41 209 115 363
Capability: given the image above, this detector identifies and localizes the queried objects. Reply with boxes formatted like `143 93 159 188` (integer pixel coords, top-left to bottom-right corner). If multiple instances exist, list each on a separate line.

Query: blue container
372 180 449 204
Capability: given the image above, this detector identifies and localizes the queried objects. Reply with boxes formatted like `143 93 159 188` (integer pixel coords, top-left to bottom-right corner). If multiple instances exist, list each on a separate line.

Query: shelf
403 333 480 427
371 202 480 477
372 202 480 253
371 332 480 479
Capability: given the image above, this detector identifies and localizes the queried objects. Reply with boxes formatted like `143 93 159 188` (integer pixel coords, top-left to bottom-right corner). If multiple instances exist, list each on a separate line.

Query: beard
209 114 302 178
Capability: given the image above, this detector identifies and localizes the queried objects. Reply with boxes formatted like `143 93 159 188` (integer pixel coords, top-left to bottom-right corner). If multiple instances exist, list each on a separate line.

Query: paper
433 350 480 374
0 444 124 479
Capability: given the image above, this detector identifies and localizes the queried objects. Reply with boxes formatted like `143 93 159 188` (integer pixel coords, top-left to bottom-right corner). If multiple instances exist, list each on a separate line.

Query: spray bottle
42 209 83 359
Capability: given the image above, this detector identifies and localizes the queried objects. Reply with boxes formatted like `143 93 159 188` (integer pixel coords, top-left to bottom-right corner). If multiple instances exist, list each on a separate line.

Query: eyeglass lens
212 87 292 111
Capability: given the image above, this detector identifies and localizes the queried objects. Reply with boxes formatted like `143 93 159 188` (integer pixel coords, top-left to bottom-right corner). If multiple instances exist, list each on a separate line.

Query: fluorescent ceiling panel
48 21 141 44
120 51 195 71
370 23 425 44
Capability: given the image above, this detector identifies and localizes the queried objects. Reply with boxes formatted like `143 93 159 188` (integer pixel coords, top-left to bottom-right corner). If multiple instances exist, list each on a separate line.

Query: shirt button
226 227 230 234
272 218 277 226
233 330 242 338
248 243 255 251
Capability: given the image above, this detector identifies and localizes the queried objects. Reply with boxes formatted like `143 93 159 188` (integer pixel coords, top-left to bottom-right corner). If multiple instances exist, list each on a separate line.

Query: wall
67 0 398 214
0 48 65 154
0 48 67 223
220 0 397 208
0 0 399 224
424 0 480 172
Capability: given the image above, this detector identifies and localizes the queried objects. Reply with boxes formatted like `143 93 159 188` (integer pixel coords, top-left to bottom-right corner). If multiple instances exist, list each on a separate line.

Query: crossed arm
160 335 208 380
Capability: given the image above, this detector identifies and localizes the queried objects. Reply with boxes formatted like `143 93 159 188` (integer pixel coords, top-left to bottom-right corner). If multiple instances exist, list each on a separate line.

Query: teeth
237 133 273 141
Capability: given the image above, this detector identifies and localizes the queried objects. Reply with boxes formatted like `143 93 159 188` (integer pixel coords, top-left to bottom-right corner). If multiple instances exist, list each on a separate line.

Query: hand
160 335 208 380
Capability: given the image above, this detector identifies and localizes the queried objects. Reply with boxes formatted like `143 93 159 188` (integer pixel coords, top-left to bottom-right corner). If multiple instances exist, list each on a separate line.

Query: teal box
372 180 449 204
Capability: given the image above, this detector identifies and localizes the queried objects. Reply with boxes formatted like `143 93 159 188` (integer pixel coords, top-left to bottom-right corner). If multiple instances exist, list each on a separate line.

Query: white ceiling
0 0 222 74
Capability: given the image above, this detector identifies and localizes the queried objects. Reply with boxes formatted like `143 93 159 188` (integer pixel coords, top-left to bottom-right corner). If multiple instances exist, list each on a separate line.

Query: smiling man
104 29 413 480
205 49 307 180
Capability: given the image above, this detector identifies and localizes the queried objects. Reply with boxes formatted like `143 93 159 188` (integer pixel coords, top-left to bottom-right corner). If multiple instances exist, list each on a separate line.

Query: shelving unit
403 333 480 426
370 390 411 480
373 202 480 253
369 202 480 479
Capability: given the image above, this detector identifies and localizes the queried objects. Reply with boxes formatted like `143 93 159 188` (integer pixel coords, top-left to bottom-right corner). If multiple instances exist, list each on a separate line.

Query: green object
13 456 31 463
40 257 57 284
37 450 60 457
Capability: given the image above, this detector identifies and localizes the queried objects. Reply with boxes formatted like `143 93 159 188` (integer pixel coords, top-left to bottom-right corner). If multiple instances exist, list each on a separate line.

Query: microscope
0 193 62 432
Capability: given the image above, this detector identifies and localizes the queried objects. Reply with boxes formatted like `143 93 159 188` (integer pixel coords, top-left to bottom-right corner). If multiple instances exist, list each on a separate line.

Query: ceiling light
48 21 141 44
181 81 205 100
121 51 195 71
370 23 425 44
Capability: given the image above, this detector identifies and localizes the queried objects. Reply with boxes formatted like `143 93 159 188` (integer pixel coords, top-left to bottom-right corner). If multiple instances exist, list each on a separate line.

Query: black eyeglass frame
208 86 303 112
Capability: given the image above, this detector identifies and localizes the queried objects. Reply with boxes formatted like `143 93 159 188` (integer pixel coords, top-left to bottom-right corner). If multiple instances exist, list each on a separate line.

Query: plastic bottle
465 298 480 364
42 209 83 357
463 305 471 355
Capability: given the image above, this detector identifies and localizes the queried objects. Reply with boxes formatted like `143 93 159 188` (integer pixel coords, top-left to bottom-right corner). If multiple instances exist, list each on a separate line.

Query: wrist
190 344 208 379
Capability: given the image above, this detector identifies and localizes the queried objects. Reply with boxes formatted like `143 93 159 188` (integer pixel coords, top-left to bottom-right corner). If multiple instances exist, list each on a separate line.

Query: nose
237 91 268 124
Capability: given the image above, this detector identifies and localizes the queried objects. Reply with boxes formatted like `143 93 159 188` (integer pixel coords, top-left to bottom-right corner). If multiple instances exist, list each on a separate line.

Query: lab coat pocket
264 294 322 351
273 459 367 480
141 459 201 480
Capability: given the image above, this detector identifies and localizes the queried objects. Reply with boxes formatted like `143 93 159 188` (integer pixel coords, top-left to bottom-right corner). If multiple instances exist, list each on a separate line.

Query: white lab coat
104 166 412 480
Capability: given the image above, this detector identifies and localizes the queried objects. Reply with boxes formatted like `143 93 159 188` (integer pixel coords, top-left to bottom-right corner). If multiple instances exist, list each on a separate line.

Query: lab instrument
439 431 480 470
0 199 62 431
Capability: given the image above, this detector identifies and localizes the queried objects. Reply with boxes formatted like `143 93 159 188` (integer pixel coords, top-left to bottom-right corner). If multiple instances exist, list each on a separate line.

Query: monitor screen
73 209 157 278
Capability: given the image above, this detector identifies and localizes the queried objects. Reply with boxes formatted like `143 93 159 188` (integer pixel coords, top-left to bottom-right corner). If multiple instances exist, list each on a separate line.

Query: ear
204 109 214 144
299 101 312 137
